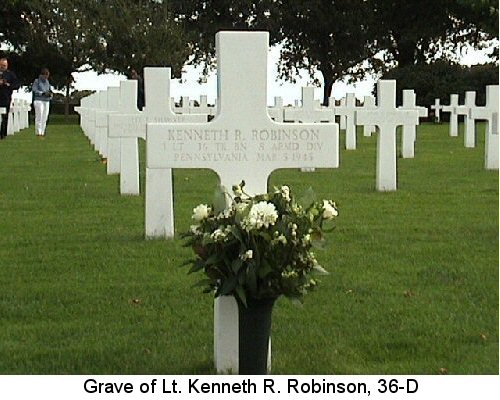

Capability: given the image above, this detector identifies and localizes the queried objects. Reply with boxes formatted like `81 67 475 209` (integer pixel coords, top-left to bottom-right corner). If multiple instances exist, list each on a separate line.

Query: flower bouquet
183 181 338 307
183 181 338 373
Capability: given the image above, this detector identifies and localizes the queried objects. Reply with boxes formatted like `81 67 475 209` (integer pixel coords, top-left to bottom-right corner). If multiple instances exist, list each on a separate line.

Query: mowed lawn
0 115 497 374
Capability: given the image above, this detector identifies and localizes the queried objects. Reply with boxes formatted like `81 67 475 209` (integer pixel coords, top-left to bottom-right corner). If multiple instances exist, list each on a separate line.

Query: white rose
192 204 210 221
322 200 338 219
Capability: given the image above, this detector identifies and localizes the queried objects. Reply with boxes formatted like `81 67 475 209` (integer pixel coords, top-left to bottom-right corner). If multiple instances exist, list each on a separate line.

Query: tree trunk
396 39 417 68
64 74 73 116
319 67 334 106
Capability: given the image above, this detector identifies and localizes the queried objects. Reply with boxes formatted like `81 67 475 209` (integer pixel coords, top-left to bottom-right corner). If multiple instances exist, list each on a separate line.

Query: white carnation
243 201 278 230
322 200 338 220
192 204 210 221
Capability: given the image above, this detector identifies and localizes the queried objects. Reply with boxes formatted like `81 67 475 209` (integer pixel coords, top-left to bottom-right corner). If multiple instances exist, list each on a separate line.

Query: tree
1 0 189 114
172 1 498 104
271 0 377 104
97 0 189 77
173 1 378 104
370 0 498 68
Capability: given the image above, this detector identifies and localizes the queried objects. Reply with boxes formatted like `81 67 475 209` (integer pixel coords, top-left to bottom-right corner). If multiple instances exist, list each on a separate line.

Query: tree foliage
172 0 498 104
382 61 499 107
371 0 498 68
0 0 188 103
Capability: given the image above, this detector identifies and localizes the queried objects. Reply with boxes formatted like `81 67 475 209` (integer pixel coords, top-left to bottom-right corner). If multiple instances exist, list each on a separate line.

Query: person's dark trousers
0 105 9 139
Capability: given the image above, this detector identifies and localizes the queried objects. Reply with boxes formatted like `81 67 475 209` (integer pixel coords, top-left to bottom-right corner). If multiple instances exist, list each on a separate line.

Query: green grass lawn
0 115 497 374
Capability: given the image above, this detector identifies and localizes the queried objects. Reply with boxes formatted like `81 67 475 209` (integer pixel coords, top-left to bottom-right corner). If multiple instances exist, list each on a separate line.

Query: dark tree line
1 0 498 112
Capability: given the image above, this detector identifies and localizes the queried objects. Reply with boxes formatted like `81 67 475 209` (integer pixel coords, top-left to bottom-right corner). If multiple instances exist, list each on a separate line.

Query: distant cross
399 90 428 159
441 94 459 137
108 69 207 197
459 91 477 148
109 80 142 195
85 92 100 145
191 95 216 116
431 98 442 123
356 80 420 191
335 93 358 149
469 85 499 170
267 96 284 122
174 96 191 114
338 97 347 129
362 96 376 137
283 87 334 123
104 86 121 174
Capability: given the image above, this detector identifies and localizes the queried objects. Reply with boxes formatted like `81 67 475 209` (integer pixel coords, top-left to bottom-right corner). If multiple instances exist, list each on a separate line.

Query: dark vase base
238 297 276 375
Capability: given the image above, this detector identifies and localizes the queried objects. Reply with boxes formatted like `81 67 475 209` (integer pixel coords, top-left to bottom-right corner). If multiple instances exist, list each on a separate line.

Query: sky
13 41 497 105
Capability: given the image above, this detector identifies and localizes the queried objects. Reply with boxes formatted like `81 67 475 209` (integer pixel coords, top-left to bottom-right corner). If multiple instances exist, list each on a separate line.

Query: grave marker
283 87 333 123
460 91 477 148
109 69 207 196
431 98 442 123
441 94 459 137
267 96 284 122
399 90 428 158
356 80 419 191
104 86 121 174
147 31 339 373
362 96 376 137
335 93 357 149
469 85 499 170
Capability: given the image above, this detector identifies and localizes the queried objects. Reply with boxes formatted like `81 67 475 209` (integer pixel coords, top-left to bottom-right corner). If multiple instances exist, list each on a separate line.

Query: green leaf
258 259 273 278
219 275 238 296
188 259 205 274
205 253 219 265
231 258 243 273
234 286 247 308
191 278 213 288
246 265 258 293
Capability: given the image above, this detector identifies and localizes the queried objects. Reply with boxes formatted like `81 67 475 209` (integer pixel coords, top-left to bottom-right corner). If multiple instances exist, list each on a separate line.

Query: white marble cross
94 90 111 158
335 93 358 149
441 94 459 137
460 91 477 148
190 95 216 116
108 68 207 197
147 34 338 233
76 92 97 140
174 96 191 114
356 80 420 191
147 31 339 373
104 86 121 174
283 87 334 123
362 96 376 137
338 97 347 130
431 98 442 123
110 80 142 195
84 92 99 145
469 85 499 170
399 90 428 158
267 96 284 122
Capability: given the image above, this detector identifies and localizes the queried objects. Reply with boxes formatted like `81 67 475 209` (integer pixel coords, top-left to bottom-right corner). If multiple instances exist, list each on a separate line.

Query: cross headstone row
434 87 499 169
6 98 30 136
73 31 497 376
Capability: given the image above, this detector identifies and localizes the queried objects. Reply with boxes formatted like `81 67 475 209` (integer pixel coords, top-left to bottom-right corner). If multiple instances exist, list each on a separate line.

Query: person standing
0 57 20 140
32 67 53 137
